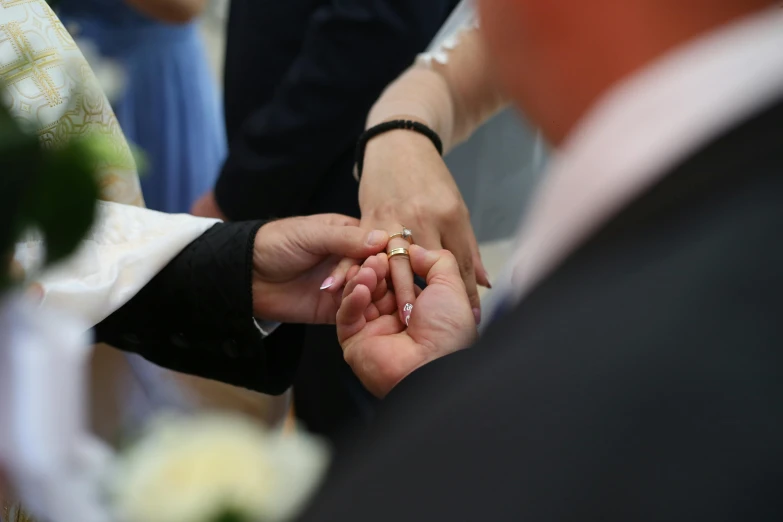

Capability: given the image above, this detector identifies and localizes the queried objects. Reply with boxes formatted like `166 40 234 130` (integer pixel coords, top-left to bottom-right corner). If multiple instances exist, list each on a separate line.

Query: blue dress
60 0 226 213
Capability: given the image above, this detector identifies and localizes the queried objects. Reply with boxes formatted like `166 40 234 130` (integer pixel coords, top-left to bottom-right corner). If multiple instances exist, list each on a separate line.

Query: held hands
248 214 476 397
337 245 477 398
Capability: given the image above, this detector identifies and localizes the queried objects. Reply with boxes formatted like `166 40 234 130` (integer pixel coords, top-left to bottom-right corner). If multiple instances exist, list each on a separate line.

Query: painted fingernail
483 268 493 289
402 302 413 326
366 230 387 246
472 307 482 325
320 276 335 290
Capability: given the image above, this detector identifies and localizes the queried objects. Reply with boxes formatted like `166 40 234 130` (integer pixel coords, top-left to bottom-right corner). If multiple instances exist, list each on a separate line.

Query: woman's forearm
366 26 508 154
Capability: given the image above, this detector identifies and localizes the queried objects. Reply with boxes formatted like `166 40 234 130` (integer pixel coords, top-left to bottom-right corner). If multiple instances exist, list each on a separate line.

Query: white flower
110 413 330 522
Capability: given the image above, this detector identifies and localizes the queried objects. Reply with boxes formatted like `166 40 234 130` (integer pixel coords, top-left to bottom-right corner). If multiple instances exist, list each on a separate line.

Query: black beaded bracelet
353 120 443 181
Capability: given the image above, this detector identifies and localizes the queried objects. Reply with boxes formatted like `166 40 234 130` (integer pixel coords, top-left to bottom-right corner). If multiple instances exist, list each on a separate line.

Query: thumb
409 244 465 290
299 224 389 259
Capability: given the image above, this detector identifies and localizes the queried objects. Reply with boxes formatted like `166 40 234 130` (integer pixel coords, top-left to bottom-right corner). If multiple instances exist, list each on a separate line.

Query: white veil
422 0 548 244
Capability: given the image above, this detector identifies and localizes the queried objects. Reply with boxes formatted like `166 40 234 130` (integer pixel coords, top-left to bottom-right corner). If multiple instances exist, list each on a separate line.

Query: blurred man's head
478 0 777 144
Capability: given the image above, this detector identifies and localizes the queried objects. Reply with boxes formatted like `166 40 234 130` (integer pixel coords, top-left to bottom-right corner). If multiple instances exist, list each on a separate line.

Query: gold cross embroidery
0 0 42 7
0 21 63 107
41 2 77 50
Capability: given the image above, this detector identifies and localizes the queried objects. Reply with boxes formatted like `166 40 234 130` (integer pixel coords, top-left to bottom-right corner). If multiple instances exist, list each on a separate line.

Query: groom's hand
337 245 477 397
251 214 389 324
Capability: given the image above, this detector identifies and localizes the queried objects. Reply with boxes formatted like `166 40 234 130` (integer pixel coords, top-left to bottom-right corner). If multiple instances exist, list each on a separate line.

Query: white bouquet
110 414 329 522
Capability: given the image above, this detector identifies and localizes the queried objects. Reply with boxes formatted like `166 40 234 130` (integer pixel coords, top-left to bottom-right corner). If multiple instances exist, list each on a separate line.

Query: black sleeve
93 221 304 395
298 314 783 522
214 0 457 221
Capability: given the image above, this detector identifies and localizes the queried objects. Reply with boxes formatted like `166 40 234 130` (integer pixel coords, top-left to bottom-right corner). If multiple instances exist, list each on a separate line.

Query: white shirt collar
496 7 783 308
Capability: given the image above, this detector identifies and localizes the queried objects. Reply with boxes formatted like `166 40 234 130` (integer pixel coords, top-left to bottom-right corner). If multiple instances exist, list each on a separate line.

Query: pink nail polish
483 268 493 289
320 277 335 290
402 303 413 326
472 307 482 325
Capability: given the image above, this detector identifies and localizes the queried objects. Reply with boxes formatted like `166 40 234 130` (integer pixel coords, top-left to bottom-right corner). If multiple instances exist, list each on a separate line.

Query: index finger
312 213 361 227
300 225 389 259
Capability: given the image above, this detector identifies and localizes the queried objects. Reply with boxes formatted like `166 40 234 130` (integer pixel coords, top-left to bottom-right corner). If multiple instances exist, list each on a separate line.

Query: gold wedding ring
387 247 410 260
389 227 414 244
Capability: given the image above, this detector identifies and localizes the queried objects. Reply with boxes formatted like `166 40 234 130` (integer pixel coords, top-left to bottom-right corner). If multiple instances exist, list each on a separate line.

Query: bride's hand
337 245 477 398
358 128 488 325
251 214 388 324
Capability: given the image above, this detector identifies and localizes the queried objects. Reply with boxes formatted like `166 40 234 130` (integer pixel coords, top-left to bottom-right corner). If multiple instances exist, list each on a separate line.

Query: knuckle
441 196 466 222
438 249 460 267
447 198 463 217
409 202 432 228
368 201 419 228
365 202 396 224
458 255 474 277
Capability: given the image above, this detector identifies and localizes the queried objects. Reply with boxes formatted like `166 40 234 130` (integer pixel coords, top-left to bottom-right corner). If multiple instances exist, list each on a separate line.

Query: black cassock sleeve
94 221 304 395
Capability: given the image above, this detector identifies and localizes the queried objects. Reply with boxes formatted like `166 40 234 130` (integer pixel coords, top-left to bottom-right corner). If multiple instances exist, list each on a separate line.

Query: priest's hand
251 214 389 324
337 245 477 397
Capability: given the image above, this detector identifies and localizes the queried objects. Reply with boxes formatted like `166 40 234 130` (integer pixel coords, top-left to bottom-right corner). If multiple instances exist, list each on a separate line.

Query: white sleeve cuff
253 318 282 337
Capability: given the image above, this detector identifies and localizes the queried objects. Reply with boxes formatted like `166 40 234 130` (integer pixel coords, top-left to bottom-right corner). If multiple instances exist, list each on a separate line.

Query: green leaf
24 139 100 266
0 104 41 289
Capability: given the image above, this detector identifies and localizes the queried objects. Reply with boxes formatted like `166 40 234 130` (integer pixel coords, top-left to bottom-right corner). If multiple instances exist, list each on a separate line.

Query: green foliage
28 139 101 264
0 104 40 270
0 101 99 291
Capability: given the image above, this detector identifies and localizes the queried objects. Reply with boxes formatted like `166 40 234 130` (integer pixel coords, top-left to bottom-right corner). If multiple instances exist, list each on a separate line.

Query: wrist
364 115 440 159
365 126 439 161
359 131 451 211
356 119 442 182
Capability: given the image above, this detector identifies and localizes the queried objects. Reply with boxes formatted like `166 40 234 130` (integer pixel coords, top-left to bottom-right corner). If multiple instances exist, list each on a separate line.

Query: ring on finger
387 247 410 260
388 226 414 244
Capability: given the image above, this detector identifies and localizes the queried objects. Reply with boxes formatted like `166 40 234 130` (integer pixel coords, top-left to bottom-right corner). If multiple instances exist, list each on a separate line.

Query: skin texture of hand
337 245 477 398
357 127 489 326
190 190 228 221
251 214 389 324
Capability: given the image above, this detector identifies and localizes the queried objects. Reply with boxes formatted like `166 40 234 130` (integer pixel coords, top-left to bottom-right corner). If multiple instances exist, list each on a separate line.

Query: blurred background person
60 0 226 214
192 0 461 445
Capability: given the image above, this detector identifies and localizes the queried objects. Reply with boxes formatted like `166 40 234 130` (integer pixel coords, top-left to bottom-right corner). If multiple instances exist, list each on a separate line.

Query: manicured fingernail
472 307 482 325
366 229 387 246
402 302 413 326
483 268 493 289
320 277 335 290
